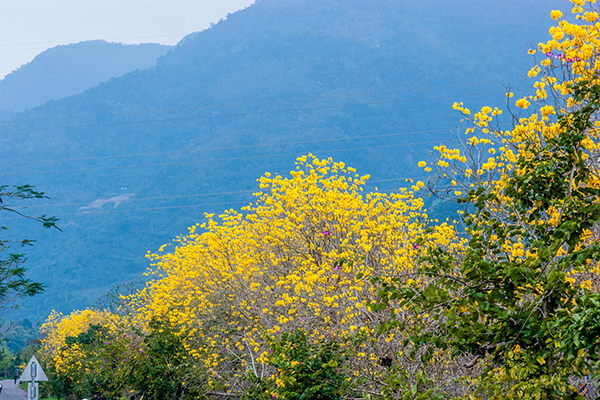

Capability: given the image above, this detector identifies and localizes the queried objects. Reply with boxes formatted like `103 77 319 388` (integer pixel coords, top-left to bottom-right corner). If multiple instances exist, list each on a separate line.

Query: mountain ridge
0 40 172 112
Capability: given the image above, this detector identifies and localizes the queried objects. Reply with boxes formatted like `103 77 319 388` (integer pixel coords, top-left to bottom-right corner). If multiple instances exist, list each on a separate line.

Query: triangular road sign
19 355 48 382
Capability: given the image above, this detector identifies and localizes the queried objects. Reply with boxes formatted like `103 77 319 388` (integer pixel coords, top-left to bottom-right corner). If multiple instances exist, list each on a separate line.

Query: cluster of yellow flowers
40 154 461 392
418 0 600 283
39 0 600 396
135 155 462 388
40 309 119 378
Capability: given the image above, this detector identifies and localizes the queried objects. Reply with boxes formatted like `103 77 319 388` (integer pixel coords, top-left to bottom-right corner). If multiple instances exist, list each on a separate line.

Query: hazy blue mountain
0 40 172 112
0 0 566 320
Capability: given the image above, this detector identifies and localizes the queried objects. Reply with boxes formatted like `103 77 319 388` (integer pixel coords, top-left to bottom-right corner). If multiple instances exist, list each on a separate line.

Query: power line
0 127 460 167
5 201 250 219
3 140 454 177
0 90 518 135
0 43 179 53
10 174 431 210
0 10 526 51
4 176 430 218
13 190 256 209
0 34 188 48
0 79 525 125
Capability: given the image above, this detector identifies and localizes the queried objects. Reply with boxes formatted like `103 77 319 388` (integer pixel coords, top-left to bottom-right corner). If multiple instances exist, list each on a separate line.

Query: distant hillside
0 40 172 112
1 0 567 320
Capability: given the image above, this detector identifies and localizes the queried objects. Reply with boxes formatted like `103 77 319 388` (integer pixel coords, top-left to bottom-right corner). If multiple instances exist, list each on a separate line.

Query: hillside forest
0 0 565 320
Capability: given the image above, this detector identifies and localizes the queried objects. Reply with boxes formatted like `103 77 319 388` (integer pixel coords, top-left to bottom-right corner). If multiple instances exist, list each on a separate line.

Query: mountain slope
0 40 172 112
0 0 567 319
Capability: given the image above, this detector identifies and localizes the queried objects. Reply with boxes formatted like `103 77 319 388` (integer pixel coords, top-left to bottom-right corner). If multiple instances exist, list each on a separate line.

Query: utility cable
0 34 188 48
0 79 526 125
3 140 454 177
0 127 463 166
0 89 520 135
11 174 431 210
3 175 430 218
0 11 527 50
13 190 256 209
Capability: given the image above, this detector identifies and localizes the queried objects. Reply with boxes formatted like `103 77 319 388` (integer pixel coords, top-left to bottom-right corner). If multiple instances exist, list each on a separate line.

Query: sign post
19 356 48 400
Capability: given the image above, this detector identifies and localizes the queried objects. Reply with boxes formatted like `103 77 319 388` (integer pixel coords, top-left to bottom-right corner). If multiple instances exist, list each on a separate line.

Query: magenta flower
322 230 331 236
546 52 554 57
413 244 419 249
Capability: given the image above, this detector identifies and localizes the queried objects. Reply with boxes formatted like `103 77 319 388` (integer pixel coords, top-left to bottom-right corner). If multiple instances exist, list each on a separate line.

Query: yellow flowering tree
129 155 459 395
40 309 119 398
40 309 207 400
39 155 460 398
375 1 600 398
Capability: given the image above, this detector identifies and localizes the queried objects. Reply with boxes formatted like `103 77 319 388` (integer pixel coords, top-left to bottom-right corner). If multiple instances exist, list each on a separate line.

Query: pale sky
0 0 255 79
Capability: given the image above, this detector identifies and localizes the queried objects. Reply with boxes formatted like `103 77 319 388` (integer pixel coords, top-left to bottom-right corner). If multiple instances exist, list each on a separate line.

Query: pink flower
322 230 331 236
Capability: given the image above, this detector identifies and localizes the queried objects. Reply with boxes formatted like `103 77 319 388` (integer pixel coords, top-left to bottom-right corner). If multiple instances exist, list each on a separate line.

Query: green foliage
244 330 351 400
379 366 445 400
5 319 42 356
45 324 108 400
0 339 15 375
128 318 204 400
45 318 206 400
0 185 58 311
372 80 600 398
0 185 59 229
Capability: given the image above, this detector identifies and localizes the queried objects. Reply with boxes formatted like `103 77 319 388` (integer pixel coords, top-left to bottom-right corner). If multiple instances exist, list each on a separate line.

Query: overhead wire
3 139 455 177
0 78 526 125
4 175 430 217
0 11 520 52
0 73 520 213
13 190 257 209
11 173 432 210
54 201 252 217
0 127 462 167
0 34 189 48
0 89 524 135
0 44 175 53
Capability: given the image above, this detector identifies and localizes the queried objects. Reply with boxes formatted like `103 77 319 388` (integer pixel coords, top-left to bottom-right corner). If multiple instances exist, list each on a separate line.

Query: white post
30 360 37 400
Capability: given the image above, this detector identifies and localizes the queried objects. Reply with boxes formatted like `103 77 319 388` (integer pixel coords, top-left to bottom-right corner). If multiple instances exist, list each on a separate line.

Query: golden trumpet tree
133 155 460 392
371 0 600 398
